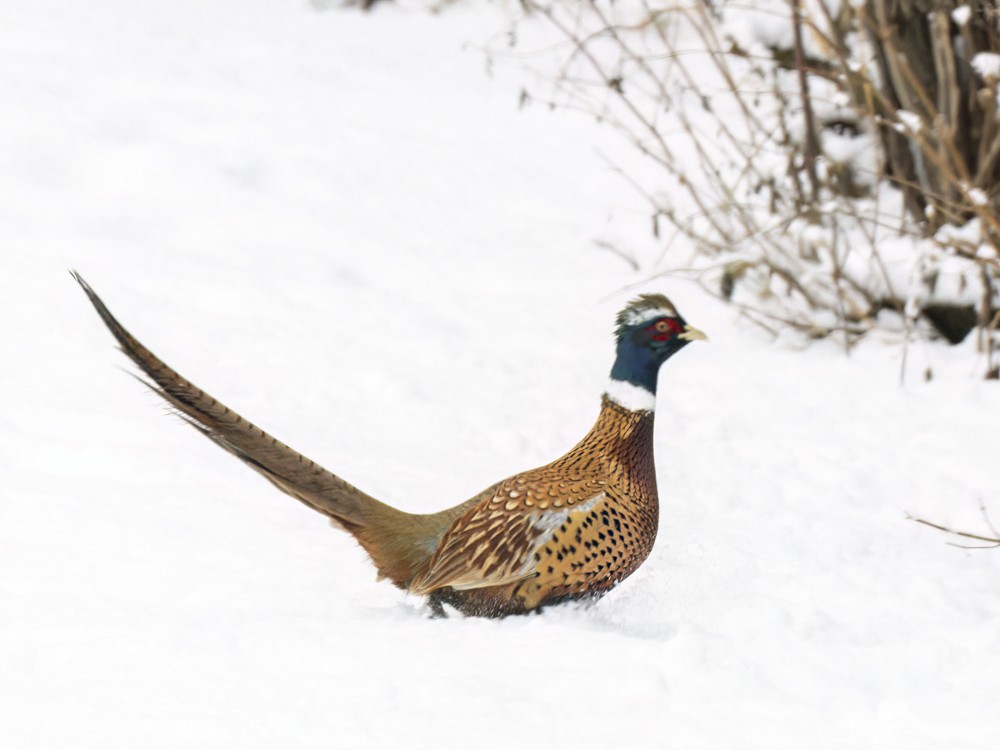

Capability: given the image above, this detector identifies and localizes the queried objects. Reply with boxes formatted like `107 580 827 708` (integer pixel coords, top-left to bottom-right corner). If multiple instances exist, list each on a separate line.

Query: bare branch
908 512 1000 549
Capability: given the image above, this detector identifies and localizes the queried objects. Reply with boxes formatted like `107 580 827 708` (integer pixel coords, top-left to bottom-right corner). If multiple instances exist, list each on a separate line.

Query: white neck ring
604 379 656 412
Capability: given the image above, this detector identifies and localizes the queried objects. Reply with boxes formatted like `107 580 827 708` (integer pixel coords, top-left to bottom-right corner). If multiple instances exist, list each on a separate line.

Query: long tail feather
71 271 390 528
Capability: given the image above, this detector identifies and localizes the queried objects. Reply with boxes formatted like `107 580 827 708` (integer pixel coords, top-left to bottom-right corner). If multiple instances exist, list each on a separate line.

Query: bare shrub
503 0 1000 377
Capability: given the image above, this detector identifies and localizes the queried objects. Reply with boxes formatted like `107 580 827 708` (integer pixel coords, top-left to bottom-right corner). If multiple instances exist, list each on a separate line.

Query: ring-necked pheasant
74 273 705 617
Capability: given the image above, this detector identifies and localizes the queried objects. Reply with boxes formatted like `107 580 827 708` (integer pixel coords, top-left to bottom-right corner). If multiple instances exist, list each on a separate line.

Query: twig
790 0 821 203
593 239 640 271
908 507 1000 549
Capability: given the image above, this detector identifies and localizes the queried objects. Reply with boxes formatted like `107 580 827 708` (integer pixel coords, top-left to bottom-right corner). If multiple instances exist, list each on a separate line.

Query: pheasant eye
654 321 671 333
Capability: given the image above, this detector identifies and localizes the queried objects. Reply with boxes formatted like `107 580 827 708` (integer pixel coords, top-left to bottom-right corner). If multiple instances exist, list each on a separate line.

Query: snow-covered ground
2 2 999 748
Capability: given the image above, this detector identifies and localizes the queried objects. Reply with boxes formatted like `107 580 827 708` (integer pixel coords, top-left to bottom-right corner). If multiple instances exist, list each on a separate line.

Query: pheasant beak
678 325 708 342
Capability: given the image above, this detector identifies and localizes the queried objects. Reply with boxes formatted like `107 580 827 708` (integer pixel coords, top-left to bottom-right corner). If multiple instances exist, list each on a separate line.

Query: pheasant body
74 274 703 617
412 398 658 616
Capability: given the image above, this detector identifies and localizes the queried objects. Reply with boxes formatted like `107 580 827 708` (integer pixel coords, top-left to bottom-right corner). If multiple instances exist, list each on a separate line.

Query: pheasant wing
408 474 608 595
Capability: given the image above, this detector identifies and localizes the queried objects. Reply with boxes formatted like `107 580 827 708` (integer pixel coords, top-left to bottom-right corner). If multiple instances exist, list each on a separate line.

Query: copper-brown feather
412 399 657 614
76 274 680 617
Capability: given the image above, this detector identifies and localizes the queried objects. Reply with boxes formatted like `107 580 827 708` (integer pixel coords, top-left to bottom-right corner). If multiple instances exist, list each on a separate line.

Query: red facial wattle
647 318 682 341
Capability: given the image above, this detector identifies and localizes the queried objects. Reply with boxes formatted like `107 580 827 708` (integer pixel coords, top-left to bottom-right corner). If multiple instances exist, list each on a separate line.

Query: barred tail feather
72 272 397 529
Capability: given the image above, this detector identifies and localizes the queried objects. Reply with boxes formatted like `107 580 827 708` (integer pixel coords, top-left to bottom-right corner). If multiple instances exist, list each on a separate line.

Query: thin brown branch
908 514 1000 549
790 0 821 203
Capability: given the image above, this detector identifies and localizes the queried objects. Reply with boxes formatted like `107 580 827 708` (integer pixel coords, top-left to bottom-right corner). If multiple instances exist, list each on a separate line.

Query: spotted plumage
74 275 705 617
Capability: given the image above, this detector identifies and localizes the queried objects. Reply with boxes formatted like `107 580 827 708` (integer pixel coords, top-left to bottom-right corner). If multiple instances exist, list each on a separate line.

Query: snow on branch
503 0 1000 378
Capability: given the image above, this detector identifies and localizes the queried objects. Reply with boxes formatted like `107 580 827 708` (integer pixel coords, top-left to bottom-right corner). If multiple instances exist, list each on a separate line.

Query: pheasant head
606 294 706 411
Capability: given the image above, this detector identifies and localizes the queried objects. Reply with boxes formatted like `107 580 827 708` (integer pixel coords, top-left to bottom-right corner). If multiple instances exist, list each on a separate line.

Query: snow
972 52 1000 80
966 185 990 207
2 1 1000 749
952 5 972 26
895 109 924 134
